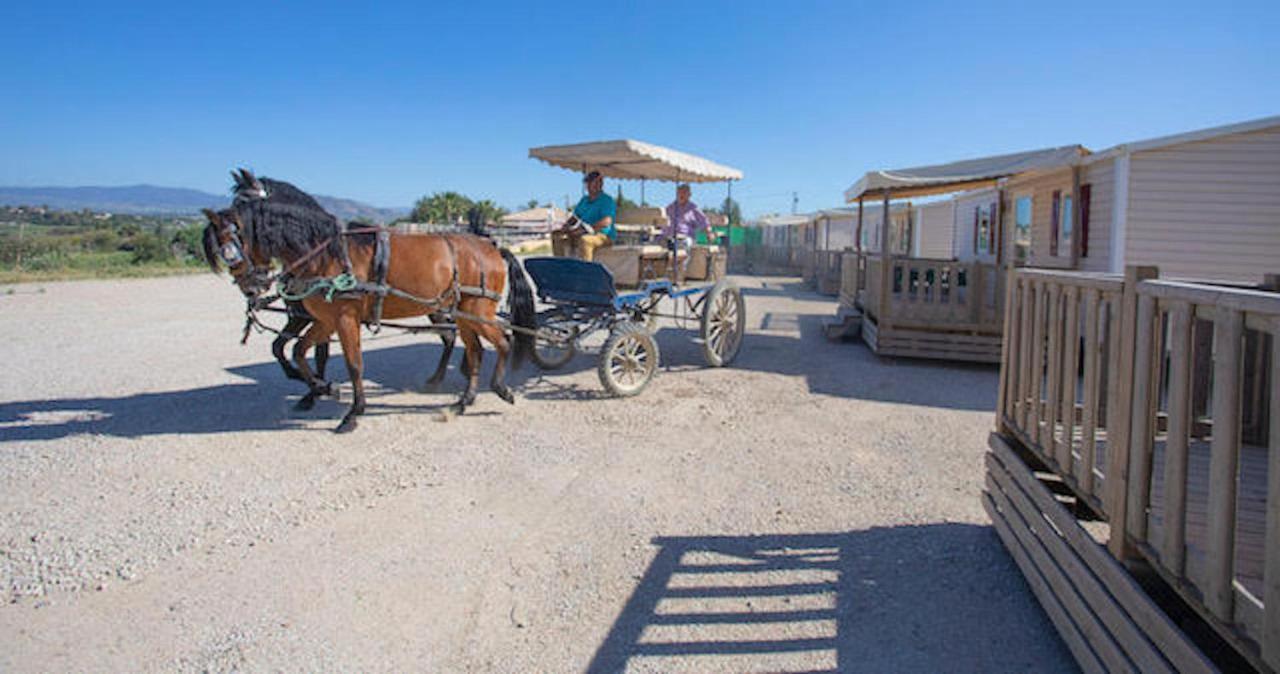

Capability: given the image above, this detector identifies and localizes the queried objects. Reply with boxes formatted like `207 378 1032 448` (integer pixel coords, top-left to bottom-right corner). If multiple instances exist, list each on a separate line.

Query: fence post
996 264 1019 434
1106 265 1158 560
878 256 893 329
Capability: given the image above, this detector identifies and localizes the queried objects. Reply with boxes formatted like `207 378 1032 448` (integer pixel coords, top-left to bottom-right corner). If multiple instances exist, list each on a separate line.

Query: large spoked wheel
597 322 659 397
699 280 746 367
531 320 577 370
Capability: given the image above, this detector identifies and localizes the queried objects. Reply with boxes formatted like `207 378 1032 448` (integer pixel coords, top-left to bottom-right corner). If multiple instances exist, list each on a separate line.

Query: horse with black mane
203 169 536 432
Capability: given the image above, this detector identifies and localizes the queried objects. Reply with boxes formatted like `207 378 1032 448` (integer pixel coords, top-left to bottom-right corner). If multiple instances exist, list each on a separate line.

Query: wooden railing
839 252 867 309
997 265 1280 670
854 255 1004 332
815 250 843 294
999 269 1126 515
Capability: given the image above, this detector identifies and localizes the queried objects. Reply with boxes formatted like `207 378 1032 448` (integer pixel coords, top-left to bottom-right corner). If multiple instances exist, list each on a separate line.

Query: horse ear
230 170 246 190
202 207 218 222
201 223 222 273
238 168 267 196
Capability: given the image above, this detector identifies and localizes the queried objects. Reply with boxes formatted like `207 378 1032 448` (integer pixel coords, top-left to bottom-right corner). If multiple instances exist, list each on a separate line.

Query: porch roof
844 145 1087 202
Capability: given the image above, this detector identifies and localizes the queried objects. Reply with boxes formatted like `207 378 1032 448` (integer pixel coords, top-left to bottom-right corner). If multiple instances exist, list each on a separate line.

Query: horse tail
500 247 536 369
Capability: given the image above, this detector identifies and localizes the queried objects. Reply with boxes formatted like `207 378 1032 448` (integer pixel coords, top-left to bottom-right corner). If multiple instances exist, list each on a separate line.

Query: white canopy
529 139 743 183
844 145 1085 202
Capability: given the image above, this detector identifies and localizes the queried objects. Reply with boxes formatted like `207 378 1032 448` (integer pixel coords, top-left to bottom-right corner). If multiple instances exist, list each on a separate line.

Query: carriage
521 140 747 396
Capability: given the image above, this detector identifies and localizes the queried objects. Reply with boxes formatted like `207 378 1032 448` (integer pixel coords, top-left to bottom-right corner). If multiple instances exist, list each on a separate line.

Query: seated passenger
662 183 712 274
551 170 616 262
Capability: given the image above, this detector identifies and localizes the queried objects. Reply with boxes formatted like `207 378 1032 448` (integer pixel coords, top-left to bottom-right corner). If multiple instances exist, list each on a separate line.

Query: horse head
202 207 273 299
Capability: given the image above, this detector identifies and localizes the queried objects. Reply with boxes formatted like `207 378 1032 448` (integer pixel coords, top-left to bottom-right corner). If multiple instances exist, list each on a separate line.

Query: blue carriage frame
521 256 745 396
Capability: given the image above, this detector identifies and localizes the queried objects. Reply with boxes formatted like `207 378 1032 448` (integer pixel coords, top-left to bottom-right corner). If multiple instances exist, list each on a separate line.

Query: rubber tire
699 280 746 367
530 318 577 370
531 337 576 370
597 322 659 397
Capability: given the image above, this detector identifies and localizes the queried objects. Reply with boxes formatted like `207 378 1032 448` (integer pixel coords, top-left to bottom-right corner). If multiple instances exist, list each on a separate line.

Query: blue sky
3 1 1278 216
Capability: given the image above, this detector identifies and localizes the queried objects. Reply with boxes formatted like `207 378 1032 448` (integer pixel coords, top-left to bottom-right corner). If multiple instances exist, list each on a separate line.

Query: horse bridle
217 212 274 299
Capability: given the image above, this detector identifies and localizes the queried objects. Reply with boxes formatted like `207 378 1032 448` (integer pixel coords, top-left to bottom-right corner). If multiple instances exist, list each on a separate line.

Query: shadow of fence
589 525 1073 673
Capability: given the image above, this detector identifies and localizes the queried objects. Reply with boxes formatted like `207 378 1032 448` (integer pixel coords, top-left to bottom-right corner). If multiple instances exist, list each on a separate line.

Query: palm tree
410 191 475 224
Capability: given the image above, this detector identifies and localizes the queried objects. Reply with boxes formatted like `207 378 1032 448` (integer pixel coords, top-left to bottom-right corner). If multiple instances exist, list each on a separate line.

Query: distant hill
0 185 407 224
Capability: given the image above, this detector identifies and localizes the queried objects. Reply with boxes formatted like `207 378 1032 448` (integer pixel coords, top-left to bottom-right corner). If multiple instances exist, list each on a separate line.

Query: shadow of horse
588 525 1074 673
0 342 474 441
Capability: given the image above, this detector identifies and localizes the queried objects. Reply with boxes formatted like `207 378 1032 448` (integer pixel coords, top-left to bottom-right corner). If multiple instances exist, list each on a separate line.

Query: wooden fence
841 253 1003 332
996 264 1280 671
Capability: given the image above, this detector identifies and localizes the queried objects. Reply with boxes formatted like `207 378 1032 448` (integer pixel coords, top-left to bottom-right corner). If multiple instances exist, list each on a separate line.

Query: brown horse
202 209 458 389
205 170 535 433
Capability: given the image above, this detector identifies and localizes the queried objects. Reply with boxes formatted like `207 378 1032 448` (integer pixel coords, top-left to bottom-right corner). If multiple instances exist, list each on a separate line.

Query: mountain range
0 185 408 223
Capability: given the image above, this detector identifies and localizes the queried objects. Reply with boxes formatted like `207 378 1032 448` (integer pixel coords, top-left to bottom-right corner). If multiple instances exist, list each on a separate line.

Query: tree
471 199 508 225
615 186 638 211
719 196 743 226
410 191 474 224
525 199 540 210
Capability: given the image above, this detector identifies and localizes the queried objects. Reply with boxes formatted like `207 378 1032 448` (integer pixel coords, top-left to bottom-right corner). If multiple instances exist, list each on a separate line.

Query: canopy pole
641 179 646 206
856 198 864 253
878 191 892 324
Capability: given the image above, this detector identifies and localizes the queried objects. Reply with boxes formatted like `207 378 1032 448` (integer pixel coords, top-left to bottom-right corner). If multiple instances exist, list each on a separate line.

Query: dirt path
0 273 1074 672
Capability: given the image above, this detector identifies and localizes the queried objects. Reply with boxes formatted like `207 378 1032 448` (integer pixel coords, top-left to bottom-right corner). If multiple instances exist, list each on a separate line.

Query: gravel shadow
588 525 1076 673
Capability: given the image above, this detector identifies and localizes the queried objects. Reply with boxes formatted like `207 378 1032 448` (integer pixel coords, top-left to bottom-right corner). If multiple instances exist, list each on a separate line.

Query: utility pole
791 192 799 215
16 220 25 271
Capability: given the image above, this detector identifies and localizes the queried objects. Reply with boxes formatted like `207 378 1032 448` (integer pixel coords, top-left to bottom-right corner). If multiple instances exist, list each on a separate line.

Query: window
973 203 994 256
1014 196 1032 262
1061 193 1074 257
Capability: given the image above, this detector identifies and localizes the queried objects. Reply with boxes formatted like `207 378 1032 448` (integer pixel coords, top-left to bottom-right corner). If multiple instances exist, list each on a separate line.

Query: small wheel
598 322 659 397
700 280 745 367
531 321 577 370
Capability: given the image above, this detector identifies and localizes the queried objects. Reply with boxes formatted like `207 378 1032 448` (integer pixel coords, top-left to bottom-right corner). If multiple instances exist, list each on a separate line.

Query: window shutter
988 201 997 254
1079 184 1092 258
1050 190 1061 257
972 206 979 255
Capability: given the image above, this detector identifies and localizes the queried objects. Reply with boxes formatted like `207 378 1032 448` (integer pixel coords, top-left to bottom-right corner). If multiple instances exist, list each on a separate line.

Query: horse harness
273 229 503 332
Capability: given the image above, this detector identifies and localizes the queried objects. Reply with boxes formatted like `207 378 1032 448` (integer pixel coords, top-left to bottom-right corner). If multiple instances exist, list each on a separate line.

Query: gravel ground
0 273 1075 672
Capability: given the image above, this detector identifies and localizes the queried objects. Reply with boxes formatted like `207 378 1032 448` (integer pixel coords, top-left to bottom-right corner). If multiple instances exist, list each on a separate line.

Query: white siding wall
1080 158 1114 272
951 188 999 262
816 215 856 251
1125 125 1280 283
914 201 955 259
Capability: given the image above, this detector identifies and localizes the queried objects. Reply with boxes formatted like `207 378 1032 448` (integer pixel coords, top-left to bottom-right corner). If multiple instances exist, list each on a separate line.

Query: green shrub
130 233 170 264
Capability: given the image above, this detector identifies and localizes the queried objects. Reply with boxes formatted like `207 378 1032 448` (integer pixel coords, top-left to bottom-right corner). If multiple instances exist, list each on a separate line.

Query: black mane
230 176 345 265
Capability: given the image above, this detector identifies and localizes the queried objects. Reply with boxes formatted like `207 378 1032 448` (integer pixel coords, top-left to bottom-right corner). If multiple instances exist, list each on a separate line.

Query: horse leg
293 324 334 411
333 311 366 434
424 322 455 390
475 319 515 405
274 315 310 381
315 340 331 381
454 324 483 413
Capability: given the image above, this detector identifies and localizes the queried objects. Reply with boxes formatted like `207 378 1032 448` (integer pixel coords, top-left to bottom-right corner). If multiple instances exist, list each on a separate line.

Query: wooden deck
992 266 1280 673
836 252 1005 362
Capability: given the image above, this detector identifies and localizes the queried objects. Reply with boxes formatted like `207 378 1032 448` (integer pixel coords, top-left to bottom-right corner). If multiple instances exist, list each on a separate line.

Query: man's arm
592 198 616 235
692 205 711 235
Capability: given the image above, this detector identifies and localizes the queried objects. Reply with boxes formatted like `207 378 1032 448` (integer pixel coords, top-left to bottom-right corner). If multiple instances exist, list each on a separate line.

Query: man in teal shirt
552 170 616 261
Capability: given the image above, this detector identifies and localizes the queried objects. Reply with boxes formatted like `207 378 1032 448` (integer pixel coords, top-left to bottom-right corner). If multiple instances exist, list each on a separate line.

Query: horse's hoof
495 386 515 405
294 395 316 411
334 416 358 434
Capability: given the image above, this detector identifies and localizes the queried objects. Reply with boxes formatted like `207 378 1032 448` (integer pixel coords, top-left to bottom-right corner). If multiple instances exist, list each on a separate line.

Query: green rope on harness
278 272 358 303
